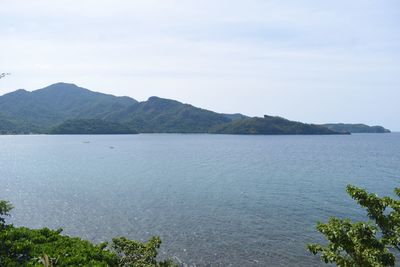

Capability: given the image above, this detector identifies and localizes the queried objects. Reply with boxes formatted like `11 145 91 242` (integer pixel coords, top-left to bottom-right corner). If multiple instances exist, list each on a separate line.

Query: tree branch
0 73 11 79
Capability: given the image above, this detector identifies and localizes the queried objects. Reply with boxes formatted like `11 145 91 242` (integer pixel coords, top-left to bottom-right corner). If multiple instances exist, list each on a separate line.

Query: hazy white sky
0 0 399 130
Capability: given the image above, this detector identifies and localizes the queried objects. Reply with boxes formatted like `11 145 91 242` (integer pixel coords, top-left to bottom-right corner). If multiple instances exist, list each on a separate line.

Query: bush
308 185 400 267
0 200 176 267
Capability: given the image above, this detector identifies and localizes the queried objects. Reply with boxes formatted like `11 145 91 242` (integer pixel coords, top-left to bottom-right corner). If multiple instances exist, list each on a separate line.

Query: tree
0 199 177 266
0 73 11 79
112 236 175 267
0 200 13 227
308 185 400 267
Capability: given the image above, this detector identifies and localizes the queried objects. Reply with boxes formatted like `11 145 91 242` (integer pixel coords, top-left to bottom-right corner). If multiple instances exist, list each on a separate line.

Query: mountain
0 116 22 134
50 119 138 134
222 113 249 121
211 115 344 135
0 113 40 134
0 83 137 131
0 83 233 134
322 123 391 133
0 82 358 135
104 96 232 133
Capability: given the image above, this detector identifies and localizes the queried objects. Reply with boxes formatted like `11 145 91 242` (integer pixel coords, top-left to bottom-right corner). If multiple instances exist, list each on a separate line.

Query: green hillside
321 123 390 133
105 96 232 133
0 83 137 132
0 82 375 135
49 119 138 134
211 115 344 135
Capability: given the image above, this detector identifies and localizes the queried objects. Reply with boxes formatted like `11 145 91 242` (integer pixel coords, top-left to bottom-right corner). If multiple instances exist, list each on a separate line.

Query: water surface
0 134 399 266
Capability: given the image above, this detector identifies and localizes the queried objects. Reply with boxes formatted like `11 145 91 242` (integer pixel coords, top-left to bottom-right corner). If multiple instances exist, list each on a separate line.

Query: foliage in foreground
308 185 400 267
0 200 176 266
0 73 10 79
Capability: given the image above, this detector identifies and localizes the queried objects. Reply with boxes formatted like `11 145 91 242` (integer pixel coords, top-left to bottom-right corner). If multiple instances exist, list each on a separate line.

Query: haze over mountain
0 83 389 135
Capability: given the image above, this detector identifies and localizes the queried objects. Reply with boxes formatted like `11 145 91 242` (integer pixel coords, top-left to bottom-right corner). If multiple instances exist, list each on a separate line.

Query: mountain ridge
321 123 391 134
0 83 389 135
211 115 344 135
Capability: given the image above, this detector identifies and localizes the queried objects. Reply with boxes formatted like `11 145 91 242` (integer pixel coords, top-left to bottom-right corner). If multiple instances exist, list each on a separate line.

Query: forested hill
0 83 235 134
49 119 138 135
0 82 385 135
321 123 391 133
0 83 136 133
210 115 344 135
102 96 232 133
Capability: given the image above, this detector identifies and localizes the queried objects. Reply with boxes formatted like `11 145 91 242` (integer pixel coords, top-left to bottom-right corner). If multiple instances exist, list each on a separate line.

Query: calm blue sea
0 133 399 266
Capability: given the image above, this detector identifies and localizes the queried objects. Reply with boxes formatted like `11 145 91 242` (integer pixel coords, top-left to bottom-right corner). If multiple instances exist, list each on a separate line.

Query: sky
0 0 399 130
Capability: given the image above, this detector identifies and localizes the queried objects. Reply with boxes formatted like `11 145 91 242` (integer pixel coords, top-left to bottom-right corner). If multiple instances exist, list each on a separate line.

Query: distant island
0 83 389 135
321 123 391 134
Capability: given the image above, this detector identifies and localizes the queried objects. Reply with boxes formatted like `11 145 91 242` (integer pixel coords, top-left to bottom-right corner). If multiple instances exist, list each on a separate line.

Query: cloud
0 0 399 129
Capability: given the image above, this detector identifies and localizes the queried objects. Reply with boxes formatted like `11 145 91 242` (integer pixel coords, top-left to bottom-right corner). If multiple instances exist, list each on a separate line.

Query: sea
0 133 399 266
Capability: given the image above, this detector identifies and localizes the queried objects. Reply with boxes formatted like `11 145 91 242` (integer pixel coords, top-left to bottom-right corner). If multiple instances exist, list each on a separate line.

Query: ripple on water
0 133 399 266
